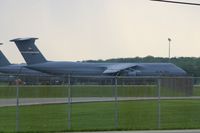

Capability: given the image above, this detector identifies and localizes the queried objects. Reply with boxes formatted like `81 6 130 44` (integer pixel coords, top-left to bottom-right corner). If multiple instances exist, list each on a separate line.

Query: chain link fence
0 74 199 132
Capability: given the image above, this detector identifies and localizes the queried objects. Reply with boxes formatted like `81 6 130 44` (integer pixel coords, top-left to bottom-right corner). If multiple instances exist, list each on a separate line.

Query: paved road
0 97 131 107
72 130 200 133
1 97 200 107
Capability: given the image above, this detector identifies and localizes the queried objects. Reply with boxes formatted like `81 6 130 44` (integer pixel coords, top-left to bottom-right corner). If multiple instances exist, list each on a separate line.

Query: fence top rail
0 73 194 79
68 75 193 79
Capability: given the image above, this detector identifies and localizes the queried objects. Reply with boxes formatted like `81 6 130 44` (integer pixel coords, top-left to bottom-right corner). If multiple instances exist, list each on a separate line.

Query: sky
0 0 200 63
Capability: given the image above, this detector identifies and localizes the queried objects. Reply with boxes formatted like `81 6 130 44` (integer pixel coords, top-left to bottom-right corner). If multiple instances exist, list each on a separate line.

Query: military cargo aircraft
0 50 49 76
11 38 186 76
0 49 54 84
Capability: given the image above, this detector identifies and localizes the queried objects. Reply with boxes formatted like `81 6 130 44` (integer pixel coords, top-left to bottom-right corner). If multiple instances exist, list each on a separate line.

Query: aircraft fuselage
26 61 187 76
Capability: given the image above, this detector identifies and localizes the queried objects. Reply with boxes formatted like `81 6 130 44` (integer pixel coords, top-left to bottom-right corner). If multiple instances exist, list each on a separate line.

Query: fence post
67 75 71 130
114 76 118 128
16 79 20 132
157 78 161 129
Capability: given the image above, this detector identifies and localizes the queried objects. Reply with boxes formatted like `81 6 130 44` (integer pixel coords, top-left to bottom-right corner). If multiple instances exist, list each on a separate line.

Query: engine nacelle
119 70 141 76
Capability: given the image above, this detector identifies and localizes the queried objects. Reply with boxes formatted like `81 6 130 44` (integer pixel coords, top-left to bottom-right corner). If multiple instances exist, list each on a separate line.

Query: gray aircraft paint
11 38 187 76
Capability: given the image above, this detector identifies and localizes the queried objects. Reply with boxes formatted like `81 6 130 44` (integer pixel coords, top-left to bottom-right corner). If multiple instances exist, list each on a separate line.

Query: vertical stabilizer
0 50 11 66
10 38 47 65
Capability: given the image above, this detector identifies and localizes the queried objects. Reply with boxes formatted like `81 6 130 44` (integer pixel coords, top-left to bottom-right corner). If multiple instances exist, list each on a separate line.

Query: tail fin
0 50 11 66
10 38 47 65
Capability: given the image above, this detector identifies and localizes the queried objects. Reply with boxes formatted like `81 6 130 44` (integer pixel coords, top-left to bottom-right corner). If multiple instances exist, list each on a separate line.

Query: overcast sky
0 0 200 63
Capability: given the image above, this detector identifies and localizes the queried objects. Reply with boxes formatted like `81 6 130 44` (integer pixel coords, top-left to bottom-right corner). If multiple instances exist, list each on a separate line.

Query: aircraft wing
103 64 138 74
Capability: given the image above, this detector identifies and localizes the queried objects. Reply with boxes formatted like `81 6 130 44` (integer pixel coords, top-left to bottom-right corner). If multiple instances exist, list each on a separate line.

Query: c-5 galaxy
0 50 49 76
11 38 186 76
0 49 52 83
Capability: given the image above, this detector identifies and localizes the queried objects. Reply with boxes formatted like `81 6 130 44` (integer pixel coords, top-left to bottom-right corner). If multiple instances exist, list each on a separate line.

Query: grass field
0 85 157 98
0 84 197 98
1 100 200 132
0 84 199 132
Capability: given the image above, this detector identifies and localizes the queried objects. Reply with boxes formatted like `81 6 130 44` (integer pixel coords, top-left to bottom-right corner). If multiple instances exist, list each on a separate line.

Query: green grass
193 85 200 96
0 84 194 98
0 85 158 98
1 100 200 132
